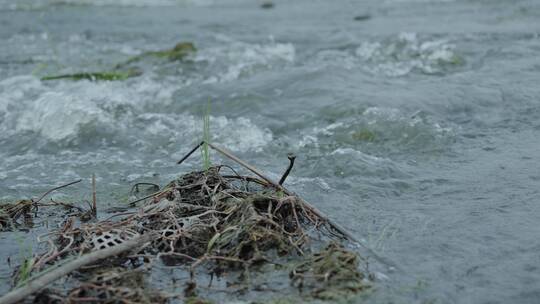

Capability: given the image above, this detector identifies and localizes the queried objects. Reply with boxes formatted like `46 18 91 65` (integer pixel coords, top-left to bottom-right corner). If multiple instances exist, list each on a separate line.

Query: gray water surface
1 0 540 303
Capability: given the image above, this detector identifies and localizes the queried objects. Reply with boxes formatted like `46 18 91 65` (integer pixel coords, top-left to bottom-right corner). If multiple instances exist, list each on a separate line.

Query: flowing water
1 0 540 302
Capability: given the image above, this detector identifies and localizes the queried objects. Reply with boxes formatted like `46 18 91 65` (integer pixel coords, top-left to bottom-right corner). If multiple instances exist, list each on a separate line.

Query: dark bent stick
177 141 204 165
128 191 162 206
92 174 97 216
33 179 83 204
278 153 296 185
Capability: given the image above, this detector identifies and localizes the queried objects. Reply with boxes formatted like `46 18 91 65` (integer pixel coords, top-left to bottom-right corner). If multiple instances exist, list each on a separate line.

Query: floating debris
1 144 371 304
261 2 275 9
65 267 168 304
41 68 142 82
291 243 370 300
0 200 34 231
40 41 196 82
353 14 371 21
115 42 197 69
1 179 89 232
352 129 376 142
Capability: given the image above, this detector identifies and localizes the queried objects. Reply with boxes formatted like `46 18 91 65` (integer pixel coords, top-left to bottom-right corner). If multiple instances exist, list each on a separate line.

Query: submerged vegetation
40 41 196 82
14 235 34 287
291 243 370 300
115 42 196 69
352 129 376 142
0 145 371 304
41 68 142 82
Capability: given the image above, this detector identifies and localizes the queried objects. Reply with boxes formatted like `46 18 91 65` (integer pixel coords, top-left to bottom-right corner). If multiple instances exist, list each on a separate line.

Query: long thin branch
92 174 97 216
0 233 154 304
33 179 82 204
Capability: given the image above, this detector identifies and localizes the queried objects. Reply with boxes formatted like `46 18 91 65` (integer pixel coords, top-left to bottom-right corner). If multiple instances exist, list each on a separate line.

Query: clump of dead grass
6 164 370 303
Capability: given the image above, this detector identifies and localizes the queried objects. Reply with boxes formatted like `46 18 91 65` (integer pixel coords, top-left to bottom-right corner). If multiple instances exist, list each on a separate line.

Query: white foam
0 74 273 152
331 148 387 164
286 176 331 192
363 107 404 121
196 38 295 83
355 32 461 76
1 76 141 143
298 135 319 148
16 91 113 142
137 113 273 152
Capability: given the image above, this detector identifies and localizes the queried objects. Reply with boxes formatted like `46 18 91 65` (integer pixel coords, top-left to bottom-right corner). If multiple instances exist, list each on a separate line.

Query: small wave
16 91 117 142
136 113 273 153
285 176 332 192
195 37 295 83
385 0 454 3
0 75 272 152
1 76 141 144
355 32 464 76
0 0 216 10
294 106 454 157
64 0 219 6
55 0 181 6
331 147 387 162
313 49 357 70
323 147 411 180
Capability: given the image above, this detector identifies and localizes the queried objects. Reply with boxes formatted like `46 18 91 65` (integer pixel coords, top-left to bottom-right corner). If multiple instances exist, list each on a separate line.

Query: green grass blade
201 100 211 171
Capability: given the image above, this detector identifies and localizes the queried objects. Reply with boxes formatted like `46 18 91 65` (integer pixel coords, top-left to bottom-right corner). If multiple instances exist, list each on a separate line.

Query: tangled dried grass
291 243 370 300
4 160 370 303
0 200 34 230
33 166 327 271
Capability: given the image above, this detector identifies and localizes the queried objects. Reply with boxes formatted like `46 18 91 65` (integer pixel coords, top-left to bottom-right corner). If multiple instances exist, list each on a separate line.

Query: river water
1 0 540 303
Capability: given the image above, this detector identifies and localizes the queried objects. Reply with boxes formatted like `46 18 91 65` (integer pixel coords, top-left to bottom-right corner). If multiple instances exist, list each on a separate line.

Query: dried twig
0 233 155 304
129 182 160 196
33 179 82 204
177 141 204 165
92 174 97 216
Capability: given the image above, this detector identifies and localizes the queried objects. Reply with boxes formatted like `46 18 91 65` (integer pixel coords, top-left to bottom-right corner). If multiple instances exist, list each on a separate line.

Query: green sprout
201 100 211 171
15 234 34 287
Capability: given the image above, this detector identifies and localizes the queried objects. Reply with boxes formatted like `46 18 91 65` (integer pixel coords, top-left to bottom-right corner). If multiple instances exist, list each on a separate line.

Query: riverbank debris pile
1 145 371 304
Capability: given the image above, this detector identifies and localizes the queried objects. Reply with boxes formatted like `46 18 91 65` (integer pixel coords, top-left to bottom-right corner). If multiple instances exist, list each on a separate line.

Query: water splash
295 106 454 157
0 75 273 152
195 37 295 83
355 32 463 76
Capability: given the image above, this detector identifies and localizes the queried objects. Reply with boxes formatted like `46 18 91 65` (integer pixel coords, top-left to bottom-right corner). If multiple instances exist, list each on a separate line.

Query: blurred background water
1 0 540 303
